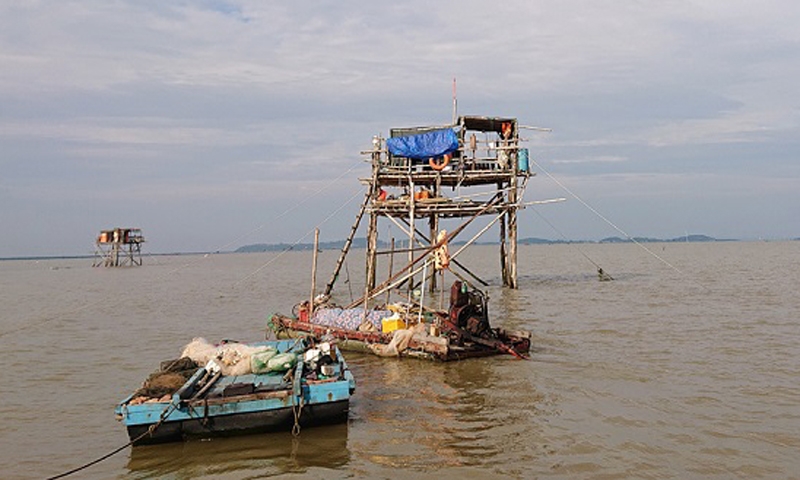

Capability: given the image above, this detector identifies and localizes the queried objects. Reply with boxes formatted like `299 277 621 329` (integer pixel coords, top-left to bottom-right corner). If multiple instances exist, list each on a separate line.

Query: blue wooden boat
115 339 355 445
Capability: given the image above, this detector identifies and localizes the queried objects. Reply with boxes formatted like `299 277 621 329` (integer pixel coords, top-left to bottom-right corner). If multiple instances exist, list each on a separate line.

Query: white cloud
2 1 800 255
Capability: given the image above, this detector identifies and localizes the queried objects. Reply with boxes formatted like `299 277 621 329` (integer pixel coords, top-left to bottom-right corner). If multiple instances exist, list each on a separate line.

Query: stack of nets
130 357 199 404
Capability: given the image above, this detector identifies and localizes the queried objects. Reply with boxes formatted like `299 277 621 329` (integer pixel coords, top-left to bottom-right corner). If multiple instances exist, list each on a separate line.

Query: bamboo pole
324 190 371 296
429 174 441 293
408 176 415 296
499 181 508 286
509 166 519 289
397 217 489 287
386 238 395 305
310 229 319 317
449 211 506 260
366 210 378 291
368 210 505 305
418 259 428 323
375 246 430 256
345 196 501 309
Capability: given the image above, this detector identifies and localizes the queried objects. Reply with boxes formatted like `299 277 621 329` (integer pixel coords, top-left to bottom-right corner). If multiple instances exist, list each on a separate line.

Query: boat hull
125 399 349 444
116 339 355 445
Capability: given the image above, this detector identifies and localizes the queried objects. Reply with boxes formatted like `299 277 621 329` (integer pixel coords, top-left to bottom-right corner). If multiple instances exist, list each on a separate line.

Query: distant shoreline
0 251 215 262
234 234 738 253
4 236 798 261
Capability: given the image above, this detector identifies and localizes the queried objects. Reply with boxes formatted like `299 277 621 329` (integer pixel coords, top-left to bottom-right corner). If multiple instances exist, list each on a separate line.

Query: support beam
508 172 519 288
499 181 508 286
346 196 502 308
408 177 415 295
366 211 378 291
396 217 489 287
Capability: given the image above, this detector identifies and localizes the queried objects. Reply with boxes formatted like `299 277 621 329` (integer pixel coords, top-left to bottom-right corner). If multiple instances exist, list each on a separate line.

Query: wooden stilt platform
93 227 145 267
270 114 541 361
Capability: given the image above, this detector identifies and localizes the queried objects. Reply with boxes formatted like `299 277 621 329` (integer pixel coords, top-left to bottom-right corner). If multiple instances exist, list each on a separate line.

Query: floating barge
269 281 531 361
115 338 355 444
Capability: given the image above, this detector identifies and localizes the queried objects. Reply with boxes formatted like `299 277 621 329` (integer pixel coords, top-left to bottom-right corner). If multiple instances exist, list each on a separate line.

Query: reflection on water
126 423 350 479
346 352 557 476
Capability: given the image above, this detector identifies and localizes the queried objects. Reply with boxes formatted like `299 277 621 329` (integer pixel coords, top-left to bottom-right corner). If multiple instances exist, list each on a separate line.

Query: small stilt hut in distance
93 228 145 267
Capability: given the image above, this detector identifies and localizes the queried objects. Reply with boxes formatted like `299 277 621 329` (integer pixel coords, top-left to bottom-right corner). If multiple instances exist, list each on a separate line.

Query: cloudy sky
1 1 798 257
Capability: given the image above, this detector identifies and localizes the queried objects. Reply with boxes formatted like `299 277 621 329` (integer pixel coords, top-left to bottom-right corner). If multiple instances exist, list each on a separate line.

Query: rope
11 161 365 478
233 186 364 287
529 157 703 286
162 160 365 278
292 395 305 437
530 206 606 272
46 401 178 480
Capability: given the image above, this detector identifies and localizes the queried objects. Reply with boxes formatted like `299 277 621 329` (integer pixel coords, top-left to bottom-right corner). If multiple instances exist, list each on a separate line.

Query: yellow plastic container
381 317 408 333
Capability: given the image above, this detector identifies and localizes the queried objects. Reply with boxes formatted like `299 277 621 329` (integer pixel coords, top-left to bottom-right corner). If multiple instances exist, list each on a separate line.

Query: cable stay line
233 186 365 288
529 206 606 273
163 159 365 277
529 157 708 289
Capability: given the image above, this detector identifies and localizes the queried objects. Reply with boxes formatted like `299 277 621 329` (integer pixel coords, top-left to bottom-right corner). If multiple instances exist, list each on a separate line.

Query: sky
1 1 799 257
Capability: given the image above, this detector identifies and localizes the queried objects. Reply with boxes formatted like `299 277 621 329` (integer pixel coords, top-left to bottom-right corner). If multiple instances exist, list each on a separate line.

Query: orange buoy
429 153 451 171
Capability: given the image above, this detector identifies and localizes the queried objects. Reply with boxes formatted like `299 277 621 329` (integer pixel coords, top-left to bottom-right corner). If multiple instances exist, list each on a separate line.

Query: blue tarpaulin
386 128 459 160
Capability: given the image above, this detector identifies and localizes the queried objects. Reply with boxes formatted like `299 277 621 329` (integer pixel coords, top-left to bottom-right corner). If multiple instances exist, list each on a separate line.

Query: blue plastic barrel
518 148 529 172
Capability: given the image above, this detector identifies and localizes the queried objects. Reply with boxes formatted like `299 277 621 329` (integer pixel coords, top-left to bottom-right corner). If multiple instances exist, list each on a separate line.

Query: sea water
0 241 798 479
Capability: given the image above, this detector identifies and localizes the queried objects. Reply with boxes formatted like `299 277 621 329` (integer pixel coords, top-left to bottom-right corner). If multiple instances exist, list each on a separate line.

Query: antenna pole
452 77 457 124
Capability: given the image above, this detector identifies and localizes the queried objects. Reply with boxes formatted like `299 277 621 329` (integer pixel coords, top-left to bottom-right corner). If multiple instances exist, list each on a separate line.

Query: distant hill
598 234 733 243
236 237 385 253
519 237 582 245
236 234 734 253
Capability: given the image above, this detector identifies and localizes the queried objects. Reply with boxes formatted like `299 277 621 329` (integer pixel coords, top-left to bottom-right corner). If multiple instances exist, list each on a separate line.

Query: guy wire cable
164 159 365 276
233 186 365 287
529 205 608 273
529 156 709 290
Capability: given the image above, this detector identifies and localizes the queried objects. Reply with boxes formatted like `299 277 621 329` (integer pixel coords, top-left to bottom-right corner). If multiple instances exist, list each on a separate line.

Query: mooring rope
46 401 179 480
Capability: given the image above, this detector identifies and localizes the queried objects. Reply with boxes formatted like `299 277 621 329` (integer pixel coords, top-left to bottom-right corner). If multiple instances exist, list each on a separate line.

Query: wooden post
498 182 509 286
429 174 441 293
508 167 519 289
428 215 438 294
365 146 381 292
366 211 378 291
310 228 319 317
408 177 415 296
439 269 445 310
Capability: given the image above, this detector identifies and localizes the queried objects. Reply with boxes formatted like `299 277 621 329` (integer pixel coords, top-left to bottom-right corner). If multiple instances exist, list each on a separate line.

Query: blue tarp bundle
386 128 459 160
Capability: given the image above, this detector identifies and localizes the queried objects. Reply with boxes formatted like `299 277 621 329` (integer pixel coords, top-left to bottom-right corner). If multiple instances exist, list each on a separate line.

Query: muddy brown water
1 242 798 479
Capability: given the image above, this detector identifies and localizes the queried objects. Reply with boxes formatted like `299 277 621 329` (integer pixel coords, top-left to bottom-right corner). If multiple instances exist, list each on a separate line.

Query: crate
381 317 408 333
